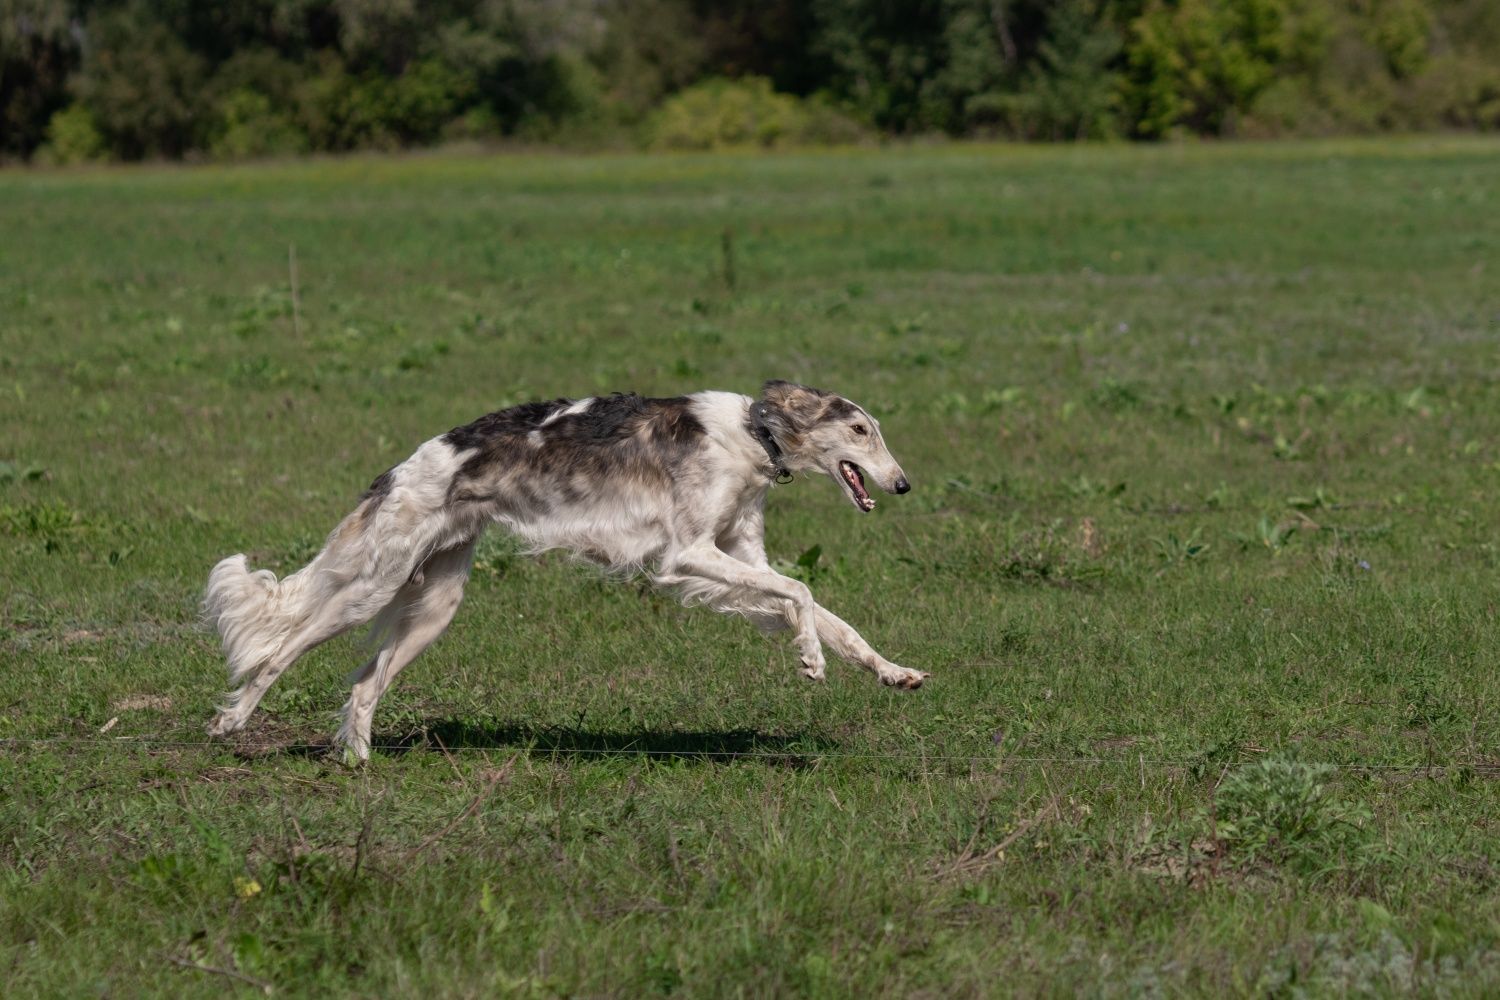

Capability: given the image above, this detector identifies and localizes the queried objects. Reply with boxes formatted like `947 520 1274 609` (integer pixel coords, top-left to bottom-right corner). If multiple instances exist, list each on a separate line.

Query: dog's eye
852 424 868 436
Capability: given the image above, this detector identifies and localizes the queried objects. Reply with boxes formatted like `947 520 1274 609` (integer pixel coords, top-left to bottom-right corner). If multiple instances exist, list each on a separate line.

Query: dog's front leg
813 605 929 689
716 531 927 687
664 545 828 680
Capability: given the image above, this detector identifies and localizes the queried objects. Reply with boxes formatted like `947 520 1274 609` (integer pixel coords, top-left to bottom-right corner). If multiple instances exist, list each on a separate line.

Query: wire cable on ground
1 734 1493 775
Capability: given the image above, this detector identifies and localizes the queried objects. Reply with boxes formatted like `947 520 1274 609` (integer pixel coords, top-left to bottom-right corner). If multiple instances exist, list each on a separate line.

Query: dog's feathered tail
203 505 377 715
204 553 306 691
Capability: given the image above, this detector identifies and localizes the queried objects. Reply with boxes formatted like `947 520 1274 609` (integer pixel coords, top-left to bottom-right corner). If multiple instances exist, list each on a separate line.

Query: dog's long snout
893 476 911 494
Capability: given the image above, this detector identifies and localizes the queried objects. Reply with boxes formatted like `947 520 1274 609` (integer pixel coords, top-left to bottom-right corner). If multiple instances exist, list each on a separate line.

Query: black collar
749 402 793 483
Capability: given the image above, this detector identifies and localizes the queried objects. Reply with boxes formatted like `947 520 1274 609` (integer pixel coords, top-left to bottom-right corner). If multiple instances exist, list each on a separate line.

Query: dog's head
757 380 910 512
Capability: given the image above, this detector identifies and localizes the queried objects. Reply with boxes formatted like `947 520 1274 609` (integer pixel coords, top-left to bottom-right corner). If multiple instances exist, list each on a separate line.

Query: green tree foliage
999 0 1122 140
76 9 210 159
1367 0 1431 79
0 0 77 158
0 0 1497 161
809 0 1022 134
596 0 706 120
1122 0 1327 138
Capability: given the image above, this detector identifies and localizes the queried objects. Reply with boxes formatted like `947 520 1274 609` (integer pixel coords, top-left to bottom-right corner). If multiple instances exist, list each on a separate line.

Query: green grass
3 137 1500 996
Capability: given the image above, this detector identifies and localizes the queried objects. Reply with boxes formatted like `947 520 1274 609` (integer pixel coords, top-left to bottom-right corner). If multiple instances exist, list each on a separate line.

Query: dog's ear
761 380 831 432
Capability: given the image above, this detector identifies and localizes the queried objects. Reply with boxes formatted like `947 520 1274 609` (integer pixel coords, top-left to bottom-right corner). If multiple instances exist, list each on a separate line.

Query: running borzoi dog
204 380 928 759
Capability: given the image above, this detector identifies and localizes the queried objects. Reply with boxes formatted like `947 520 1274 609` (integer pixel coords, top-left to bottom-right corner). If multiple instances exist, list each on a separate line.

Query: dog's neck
749 401 792 483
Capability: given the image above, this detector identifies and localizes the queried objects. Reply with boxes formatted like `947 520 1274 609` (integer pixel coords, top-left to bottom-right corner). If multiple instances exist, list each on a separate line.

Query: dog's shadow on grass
386 718 837 768
227 716 836 768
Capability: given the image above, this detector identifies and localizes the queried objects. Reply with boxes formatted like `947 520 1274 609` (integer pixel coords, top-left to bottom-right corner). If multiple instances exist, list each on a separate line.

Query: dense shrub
37 103 104 164
295 57 474 151
1404 53 1500 130
649 76 864 149
209 89 306 160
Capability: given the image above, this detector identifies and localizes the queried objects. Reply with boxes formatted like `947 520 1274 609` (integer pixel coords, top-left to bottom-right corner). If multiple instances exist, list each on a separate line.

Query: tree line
3 0 1498 163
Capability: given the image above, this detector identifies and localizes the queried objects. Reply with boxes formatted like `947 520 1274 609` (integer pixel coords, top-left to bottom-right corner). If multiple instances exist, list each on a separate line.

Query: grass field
3 137 1500 996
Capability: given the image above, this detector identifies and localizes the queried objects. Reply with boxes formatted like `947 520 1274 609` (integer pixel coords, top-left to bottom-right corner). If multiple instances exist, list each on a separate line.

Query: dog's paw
206 712 242 738
339 746 369 768
800 659 827 682
333 729 372 765
879 665 930 690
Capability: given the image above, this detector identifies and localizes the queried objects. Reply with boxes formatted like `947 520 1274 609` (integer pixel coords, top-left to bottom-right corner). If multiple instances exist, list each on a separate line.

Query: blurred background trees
2 0 1498 162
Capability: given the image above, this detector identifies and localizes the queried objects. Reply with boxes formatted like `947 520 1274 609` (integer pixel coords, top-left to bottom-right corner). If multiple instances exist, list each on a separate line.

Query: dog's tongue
841 462 874 509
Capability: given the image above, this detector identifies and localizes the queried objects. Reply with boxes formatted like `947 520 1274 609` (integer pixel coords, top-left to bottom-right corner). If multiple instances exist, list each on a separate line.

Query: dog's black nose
894 477 911 494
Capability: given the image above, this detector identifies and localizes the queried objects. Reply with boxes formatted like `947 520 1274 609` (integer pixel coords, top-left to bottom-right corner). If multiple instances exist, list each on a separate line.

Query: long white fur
204 388 926 760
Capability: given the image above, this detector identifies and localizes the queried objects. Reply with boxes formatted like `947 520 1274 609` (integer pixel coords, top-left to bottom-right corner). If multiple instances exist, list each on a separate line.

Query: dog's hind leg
208 569 412 738
335 539 477 761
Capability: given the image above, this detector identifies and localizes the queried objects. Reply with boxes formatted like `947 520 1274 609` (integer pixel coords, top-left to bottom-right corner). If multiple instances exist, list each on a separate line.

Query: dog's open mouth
839 461 875 511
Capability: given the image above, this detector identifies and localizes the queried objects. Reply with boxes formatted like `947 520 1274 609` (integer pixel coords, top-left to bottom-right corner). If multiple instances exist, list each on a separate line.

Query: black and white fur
204 380 928 760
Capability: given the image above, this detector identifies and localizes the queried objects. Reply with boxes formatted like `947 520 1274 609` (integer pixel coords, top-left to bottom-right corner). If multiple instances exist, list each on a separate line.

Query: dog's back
435 393 713 570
